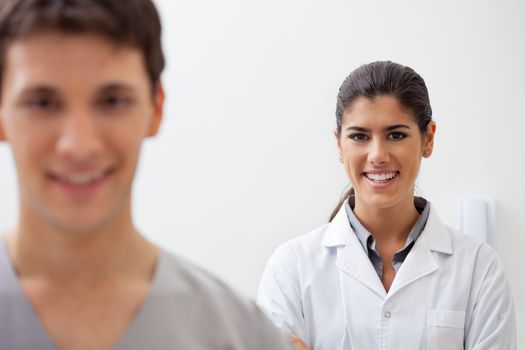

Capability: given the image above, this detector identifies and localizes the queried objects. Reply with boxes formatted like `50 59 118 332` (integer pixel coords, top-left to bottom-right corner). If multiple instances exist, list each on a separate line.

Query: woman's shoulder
448 225 501 266
427 211 502 273
267 222 337 269
424 204 497 256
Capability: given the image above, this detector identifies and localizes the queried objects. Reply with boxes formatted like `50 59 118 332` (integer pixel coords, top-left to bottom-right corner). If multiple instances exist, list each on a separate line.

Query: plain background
0 0 523 345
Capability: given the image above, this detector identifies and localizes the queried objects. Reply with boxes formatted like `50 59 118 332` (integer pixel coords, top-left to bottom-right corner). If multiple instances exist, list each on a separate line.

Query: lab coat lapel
323 206 387 299
337 243 387 299
387 206 453 299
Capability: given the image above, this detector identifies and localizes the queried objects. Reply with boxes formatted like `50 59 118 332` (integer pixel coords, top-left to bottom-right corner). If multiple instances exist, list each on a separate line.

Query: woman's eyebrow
344 124 411 132
345 126 368 132
385 124 410 131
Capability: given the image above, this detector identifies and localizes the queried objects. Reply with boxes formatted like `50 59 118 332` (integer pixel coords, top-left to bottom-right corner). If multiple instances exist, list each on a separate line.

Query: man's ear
146 82 165 137
0 114 6 142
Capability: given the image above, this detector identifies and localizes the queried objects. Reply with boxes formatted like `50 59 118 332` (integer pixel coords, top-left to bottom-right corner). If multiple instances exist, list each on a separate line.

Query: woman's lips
363 171 399 188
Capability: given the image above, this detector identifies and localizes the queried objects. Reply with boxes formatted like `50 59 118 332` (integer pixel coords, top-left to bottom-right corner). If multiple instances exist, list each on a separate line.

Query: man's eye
388 132 407 140
349 133 369 141
26 97 59 110
99 96 131 108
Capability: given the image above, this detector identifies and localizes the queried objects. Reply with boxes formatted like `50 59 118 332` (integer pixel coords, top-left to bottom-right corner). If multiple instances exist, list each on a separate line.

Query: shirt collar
323 199 452 255
344 197 430 252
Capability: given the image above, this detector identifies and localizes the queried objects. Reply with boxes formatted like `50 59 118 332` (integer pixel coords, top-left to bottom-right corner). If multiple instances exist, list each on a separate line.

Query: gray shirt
344 197 430 277
0 238 291 350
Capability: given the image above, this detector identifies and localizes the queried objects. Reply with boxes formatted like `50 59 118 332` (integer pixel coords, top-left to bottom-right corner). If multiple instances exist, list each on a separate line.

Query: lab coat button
384 311 391 319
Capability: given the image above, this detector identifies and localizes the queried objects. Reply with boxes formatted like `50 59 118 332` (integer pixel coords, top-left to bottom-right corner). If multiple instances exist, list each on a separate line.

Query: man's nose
55 111 103 164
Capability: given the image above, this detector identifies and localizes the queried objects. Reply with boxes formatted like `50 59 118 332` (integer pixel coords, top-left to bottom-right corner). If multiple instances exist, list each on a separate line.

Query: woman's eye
349 133 369 141
388 132 407 140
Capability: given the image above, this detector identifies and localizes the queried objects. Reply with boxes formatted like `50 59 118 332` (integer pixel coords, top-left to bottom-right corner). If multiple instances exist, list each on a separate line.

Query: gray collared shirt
344 197 430 278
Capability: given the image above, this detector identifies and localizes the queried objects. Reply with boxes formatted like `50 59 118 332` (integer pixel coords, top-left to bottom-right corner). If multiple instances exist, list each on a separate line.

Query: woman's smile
363 170 400 188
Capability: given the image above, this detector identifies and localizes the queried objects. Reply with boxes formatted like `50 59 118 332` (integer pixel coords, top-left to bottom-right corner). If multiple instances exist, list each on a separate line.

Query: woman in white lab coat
257 61 516 350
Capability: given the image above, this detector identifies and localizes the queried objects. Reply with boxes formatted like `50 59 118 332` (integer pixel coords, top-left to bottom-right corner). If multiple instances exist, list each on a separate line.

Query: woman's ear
423 121 436 157
146 82 165 137
334 129 343 163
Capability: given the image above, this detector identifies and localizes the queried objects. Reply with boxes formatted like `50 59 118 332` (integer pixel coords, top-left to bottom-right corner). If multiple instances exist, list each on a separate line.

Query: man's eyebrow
19 85 59 96
97 83 138 95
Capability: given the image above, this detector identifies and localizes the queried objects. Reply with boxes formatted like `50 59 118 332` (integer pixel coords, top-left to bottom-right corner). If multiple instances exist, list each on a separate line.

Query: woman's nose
367 140 390 165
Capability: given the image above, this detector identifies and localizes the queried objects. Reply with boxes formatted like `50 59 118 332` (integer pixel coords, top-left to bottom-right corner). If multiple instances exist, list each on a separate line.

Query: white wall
0 0 523 344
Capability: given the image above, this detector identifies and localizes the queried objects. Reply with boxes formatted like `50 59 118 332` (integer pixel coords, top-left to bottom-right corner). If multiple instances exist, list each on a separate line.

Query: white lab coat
257 203 516 350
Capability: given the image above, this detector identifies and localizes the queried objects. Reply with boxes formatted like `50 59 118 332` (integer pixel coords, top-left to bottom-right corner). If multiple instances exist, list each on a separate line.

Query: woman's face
336 95 435 212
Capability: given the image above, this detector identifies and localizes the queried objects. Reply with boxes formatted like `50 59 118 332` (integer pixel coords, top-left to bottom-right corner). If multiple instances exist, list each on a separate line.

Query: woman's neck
353 196 420 245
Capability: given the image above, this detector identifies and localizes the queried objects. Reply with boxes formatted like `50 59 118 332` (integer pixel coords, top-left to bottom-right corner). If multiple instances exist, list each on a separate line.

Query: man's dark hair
0 0 165 92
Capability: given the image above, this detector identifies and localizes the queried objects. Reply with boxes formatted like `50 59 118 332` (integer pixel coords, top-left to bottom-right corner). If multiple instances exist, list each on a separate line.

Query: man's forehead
2 31 149 95
7 31 141 66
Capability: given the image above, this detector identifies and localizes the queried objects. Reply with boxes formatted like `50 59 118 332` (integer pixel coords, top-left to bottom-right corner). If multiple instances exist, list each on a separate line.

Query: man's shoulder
141 250 291 349
156 250 255 309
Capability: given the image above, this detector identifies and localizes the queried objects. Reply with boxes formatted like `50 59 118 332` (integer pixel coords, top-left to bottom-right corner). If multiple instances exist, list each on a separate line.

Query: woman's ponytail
329 187 354 222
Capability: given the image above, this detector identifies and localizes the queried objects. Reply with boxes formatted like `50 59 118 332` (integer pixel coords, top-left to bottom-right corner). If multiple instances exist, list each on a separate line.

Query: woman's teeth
365 172 398 182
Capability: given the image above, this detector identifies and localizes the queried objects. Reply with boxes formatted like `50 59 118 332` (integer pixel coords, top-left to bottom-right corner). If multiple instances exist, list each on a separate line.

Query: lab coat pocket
427 310 465 350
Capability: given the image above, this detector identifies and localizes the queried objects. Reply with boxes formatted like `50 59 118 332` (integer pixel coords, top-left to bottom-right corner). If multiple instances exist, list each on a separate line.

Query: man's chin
43 209 122 236
24 192 131 235
50 219 113 235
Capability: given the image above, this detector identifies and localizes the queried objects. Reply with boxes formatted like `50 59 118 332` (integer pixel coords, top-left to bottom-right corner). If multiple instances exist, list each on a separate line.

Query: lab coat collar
324 200 454 299
323 204 388 297
416 205 453 255
322 201 453 255
321 204 353 247
386 206 452 298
